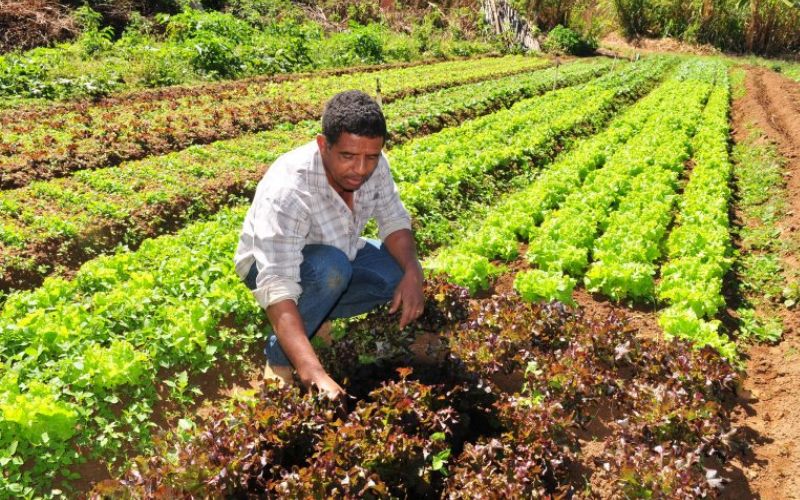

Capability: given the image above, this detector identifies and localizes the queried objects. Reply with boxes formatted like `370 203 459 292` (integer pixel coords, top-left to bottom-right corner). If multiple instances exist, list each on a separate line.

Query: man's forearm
383 229 423 275
266 299 325 382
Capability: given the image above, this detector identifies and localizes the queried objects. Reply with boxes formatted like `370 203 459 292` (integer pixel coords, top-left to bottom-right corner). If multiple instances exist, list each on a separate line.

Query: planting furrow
383 59 612 144
0 60 610 292
0 56 549 189
3 59 432 117
0 57 668 494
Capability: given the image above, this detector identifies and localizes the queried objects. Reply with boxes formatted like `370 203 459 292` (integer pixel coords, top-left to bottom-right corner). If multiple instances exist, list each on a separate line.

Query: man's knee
301 245 353 294
383 260 403 295
371 247 404 299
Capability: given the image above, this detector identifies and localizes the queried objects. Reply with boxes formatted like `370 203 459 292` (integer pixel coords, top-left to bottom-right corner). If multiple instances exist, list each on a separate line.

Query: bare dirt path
724 66 800 499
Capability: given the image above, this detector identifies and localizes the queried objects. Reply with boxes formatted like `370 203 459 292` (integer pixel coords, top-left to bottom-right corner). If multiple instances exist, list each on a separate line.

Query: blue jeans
244 240 403 366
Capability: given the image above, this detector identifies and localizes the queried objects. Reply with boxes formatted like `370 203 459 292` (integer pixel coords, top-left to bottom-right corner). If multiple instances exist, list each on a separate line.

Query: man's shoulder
260 141 318 187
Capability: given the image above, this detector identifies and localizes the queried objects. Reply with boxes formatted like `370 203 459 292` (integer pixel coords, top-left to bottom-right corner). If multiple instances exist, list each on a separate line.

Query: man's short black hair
321 90 388 145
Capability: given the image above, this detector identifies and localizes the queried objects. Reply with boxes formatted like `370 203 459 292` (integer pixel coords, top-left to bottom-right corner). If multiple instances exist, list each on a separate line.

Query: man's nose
355 157 370 175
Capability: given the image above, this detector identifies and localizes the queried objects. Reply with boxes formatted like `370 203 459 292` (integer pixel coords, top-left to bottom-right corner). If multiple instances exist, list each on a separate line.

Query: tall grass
613 0 800 55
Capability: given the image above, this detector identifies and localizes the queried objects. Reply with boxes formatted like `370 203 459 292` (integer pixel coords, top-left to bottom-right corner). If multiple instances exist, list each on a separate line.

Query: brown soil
601 31 720 57
724 66 800 499
490 244 663 340
571 288 662 340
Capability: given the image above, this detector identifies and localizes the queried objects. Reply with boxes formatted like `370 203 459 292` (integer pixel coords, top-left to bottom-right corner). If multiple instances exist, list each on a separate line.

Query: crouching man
234 90 425 400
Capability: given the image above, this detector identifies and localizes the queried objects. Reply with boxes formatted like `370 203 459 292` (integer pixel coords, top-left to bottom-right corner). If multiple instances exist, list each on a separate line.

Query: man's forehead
331 132 384 153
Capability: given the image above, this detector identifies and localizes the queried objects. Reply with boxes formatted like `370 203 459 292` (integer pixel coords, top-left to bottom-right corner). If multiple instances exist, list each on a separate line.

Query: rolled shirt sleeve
250 190 310 308
375 156 412 241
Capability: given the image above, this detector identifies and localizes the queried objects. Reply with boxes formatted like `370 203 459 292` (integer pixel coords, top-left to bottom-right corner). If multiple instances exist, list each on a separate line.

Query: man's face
317 132 384 194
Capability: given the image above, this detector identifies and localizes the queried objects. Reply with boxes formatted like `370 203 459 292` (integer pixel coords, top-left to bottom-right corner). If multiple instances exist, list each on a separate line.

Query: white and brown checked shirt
234 140 412 309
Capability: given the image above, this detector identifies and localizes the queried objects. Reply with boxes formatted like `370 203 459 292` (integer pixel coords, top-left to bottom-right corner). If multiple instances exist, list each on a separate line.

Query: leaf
432 448 451 471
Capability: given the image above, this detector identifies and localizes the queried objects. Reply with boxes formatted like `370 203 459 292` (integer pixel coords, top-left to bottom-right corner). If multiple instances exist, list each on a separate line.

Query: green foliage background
0 1 499 102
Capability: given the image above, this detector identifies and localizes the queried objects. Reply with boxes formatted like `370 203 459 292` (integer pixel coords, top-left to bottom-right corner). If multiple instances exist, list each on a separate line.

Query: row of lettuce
391 57 666 253
426 58 737 361
0 59 613 292
0 59 668 495
0 56 550 189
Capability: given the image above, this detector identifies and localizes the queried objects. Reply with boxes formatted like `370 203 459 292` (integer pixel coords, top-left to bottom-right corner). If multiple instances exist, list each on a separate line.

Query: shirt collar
306 142 332 193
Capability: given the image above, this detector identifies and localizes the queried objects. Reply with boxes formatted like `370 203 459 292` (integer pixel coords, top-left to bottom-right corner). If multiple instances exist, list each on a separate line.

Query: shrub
542 25 597 56
314 23 386 67
413 11 445 55
184 31 244 78
137 47 192 87
347 24 385 64
74 6 113 55
164 8 255 44
384 32 419 62
224 0 304 27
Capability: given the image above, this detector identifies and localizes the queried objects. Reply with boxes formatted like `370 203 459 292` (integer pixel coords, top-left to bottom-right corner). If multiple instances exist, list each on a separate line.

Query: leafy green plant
737 308 783 343
783 280 800 308
514 269 576 304
426 253 501 294
74 6 113 55
658 306 739 362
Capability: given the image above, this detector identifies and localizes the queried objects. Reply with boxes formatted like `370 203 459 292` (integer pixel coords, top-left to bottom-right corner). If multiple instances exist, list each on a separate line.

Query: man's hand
389 265 425 329
267 300 345 400
384 229 426 330
298 365 346 400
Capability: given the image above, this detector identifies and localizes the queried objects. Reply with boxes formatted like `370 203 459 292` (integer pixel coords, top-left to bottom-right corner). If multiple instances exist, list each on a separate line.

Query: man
234 90 425 400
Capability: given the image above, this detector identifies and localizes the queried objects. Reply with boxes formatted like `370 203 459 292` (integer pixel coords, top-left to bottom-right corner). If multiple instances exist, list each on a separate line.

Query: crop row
393 57 670 251
3 58 429 115
384 58 611 144
0 56 549 189
0 59 667 494
657 75 737 355
0 60 611 292
527 62 719 302
425 59 707 293
92 282 738 498
424 59 739 359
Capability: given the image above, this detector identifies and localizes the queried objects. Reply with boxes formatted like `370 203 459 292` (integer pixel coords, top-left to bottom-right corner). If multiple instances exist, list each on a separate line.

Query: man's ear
316 134 328 152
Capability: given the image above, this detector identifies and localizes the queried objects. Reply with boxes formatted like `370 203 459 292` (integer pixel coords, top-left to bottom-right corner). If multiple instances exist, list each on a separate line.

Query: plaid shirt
234 140 412 309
